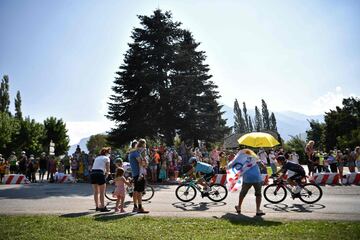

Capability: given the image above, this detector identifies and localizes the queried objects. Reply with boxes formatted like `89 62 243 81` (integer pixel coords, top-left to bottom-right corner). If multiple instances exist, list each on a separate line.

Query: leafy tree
306 119 325 150
261 99 270 130
87 134 108 155
270 112 278 132
233 99 246 133
14 91 22 120
284 135 306 164
324 97 360 150
243 102 249 132
10 117 44 155
254 106 262 131
0 75 10 115
0 112 20 155
43 117 70 155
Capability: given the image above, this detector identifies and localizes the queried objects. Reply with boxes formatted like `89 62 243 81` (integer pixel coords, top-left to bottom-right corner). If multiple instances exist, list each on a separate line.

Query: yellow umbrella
237 132 280 148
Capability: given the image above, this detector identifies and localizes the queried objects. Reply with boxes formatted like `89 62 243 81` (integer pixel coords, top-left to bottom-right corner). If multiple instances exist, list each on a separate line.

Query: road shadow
172 201 226 211
263 203 326 213
0 183 93 199
93 211 138 221
59 211 94 218
214 213 282 226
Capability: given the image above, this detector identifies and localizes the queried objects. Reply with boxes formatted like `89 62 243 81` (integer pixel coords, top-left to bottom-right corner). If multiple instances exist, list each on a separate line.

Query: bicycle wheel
263 184 287 203
175 184 197 202
207 183 228 202
105 183 117 201
142 185 155 201
299 183 323 204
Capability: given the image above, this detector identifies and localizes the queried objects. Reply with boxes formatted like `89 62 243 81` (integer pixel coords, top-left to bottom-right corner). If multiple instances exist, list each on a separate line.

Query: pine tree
107 10 229 146
261 99 270 130
171 30 229 144
270 112 278 132
0 75 10 115
248 116 254 132
243 102 249 132
233 99 246 133
15 91 22 119
254 106 262 132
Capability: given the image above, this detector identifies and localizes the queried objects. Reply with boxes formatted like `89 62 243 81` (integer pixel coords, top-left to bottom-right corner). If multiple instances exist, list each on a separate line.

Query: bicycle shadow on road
172 201 226 211
214 213 282 226
263 203 326 213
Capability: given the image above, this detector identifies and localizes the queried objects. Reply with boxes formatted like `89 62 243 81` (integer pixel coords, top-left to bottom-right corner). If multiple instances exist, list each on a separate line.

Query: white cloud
309 86 359 115
66 120 114 145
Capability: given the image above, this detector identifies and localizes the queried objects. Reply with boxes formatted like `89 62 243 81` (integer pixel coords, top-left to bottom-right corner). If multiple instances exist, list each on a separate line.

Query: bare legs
92 183 106 209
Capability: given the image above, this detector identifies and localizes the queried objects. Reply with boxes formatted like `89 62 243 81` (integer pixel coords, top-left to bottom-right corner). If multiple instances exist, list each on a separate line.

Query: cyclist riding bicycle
186 157 215 196
275 154 306 195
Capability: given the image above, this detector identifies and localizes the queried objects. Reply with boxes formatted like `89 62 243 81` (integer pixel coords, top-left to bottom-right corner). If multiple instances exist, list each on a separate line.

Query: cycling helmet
189 157 197 164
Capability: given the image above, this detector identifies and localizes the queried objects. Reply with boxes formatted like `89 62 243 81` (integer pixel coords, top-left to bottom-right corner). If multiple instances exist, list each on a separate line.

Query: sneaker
95 207 100 211
132 207 138 212
100 207 111 212
137 208 149 214
256 210 265 216
294 186 301 194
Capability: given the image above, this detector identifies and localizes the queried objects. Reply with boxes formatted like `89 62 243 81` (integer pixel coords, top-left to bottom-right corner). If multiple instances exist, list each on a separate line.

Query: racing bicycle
175 177 228 202
263 176 323 204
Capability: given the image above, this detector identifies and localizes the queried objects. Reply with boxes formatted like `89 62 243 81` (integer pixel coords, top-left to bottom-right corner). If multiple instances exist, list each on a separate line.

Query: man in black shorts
276 154 306 194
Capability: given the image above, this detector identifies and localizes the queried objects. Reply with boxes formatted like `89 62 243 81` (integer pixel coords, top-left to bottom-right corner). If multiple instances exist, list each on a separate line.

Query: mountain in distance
220 104 324 141
68 137 90 154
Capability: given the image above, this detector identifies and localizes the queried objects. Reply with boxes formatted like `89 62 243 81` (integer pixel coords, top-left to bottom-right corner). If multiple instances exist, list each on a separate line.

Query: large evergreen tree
15 91 22 120
243 102 249 132
43 117 70 155
107 10 229 146
233 99 246 133
0 75 10 115
270 112 278 132
261 99 270 130
254 106 262 131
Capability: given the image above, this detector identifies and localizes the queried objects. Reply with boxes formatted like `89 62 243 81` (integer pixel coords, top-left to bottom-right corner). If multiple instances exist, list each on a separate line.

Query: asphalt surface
1 182 360 221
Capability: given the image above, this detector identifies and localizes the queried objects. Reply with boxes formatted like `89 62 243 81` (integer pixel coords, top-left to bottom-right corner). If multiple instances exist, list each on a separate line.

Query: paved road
1 183 360 221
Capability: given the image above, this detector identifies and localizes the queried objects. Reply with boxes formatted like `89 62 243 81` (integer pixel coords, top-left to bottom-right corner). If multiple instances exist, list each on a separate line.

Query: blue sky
1 0 359 144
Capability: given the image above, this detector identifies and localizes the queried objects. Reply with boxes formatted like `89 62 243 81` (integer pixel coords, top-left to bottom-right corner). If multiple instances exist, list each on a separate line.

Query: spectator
90 147 111 212
18 151 27 175
257 149 268 174
48 156 57 183
71 157 78 181
336 150 344 178
149 150 160 183
210 147 220 174
327 151 338 173
354 146 360 172
113 167 131 213
219 152 227 174
8 152 17 174
129 139 149 213
0 155 6 183
234 158 265 216
39 152 48 182
305 141 316 176
269 150 277 175
63 154 71 174
348 148 356 173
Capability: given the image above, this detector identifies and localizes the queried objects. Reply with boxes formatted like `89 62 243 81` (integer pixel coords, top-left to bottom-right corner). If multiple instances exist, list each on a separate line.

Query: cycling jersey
280 161 305 175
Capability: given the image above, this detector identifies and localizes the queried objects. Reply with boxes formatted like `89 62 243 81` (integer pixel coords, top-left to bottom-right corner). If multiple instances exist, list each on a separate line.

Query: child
113 167 131 213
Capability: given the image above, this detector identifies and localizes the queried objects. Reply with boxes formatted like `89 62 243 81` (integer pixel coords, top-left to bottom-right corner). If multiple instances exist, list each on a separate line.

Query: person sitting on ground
275 154 306 195
186 157 215 195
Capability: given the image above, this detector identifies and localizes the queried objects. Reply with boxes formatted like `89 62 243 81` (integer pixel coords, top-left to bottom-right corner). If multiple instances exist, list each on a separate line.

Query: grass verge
0 214 360 240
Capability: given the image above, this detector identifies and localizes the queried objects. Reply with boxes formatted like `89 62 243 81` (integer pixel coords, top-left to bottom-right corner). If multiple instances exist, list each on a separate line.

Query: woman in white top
90 147 111 212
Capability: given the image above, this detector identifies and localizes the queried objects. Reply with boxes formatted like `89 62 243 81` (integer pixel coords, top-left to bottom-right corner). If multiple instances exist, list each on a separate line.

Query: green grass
0 215 360 240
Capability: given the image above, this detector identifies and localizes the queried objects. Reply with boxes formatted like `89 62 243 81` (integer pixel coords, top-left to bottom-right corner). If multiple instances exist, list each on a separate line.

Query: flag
226 149 258 192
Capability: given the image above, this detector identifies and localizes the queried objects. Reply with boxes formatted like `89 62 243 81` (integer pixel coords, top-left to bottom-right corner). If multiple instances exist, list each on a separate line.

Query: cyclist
186 157 215 196
275 154 306 195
